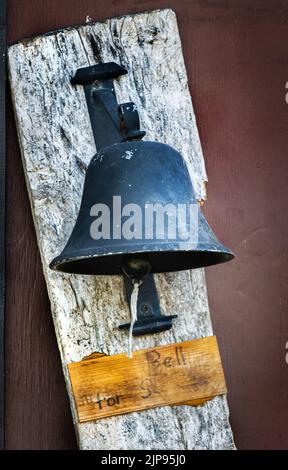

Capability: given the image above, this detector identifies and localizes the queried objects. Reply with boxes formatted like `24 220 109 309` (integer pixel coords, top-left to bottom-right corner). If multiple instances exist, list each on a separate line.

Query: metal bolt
141 303 149 313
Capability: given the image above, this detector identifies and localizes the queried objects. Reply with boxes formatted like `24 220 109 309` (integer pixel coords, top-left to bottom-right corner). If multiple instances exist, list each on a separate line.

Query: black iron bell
49 62 234 336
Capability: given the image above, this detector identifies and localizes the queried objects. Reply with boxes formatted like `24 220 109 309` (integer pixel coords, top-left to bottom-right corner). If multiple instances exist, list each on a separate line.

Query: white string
128 279 141 358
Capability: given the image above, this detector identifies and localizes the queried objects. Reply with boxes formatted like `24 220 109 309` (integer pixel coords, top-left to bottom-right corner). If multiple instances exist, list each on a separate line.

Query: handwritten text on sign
68 336 227 423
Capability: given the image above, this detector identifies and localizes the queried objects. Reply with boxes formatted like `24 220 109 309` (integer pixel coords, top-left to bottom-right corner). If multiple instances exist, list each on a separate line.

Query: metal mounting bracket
119 274 177 336
71 62 146 150
71 62 176 337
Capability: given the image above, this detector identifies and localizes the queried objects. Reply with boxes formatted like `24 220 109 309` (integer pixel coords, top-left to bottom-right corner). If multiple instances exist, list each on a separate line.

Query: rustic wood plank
8 9 235 449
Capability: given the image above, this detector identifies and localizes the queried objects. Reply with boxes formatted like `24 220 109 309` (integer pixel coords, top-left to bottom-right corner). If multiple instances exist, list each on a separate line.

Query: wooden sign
68 336 227 423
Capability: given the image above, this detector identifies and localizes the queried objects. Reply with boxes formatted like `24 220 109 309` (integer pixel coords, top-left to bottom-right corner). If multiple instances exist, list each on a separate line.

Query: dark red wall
6 0 288 449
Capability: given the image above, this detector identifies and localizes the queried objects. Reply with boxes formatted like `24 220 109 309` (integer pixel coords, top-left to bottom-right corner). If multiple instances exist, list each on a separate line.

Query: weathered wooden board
69 337 227 423
8 9 235 449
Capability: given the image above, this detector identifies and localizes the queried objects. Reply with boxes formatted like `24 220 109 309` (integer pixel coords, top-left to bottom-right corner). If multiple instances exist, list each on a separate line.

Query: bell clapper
122 254 151 281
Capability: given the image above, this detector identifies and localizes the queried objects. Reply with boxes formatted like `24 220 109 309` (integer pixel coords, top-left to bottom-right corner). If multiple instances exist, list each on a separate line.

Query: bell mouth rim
49 244 234 275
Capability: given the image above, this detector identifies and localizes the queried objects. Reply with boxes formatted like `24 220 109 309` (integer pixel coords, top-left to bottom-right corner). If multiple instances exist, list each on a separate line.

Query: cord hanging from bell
128 278 142 358
122 255 151 357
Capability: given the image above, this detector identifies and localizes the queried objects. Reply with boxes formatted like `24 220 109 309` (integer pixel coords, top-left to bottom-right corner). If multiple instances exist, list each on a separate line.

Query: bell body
50 140 234 274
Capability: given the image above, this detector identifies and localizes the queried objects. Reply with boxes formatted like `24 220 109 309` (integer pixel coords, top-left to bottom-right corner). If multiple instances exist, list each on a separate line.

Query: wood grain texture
69 337 227 422
8 8 234 450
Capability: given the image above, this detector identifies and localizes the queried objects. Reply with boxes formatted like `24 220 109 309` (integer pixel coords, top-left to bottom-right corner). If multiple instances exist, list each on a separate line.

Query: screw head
141 303 149 314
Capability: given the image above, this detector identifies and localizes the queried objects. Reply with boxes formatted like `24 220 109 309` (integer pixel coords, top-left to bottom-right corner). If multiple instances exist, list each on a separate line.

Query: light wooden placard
69 337 227 423
8 9 235 449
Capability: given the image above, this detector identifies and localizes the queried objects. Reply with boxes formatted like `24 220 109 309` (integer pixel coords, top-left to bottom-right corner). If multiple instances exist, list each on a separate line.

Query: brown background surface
5 0 288 449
